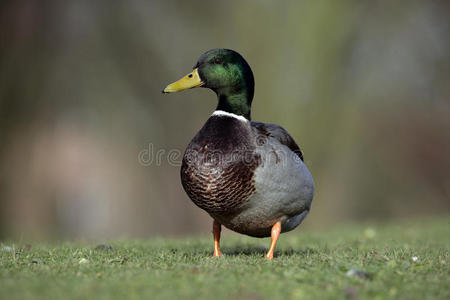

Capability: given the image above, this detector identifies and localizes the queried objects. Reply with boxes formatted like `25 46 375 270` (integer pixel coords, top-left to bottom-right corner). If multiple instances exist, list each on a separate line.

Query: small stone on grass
79 258 89 264
346 269 372 279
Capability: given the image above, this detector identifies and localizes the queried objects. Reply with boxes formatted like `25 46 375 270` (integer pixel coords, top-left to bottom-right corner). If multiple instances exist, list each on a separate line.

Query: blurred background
0 0 449 240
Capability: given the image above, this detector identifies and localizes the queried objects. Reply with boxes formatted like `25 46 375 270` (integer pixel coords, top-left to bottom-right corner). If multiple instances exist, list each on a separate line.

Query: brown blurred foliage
0 0 449 239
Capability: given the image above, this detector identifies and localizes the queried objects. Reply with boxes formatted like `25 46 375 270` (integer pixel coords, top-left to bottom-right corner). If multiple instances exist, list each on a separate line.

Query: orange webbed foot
265 221 281 260
213 220 222 257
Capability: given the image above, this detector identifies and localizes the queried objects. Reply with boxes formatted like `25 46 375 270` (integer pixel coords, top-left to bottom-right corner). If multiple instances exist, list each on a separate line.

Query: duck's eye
214 58 223 65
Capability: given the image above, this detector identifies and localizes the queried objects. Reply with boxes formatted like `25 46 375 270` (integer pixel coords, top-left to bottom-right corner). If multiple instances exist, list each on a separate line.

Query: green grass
1 217 449 300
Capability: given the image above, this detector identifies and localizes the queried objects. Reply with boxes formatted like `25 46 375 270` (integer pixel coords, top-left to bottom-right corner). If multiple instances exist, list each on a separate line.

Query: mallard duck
163 49 314 259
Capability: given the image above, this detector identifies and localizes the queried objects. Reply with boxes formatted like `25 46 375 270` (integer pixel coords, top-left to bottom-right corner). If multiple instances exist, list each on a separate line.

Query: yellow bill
163 68 204 93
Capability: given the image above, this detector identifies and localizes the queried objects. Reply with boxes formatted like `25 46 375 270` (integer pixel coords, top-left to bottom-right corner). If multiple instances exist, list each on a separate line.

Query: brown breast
180 114 262 215
181 147 260 214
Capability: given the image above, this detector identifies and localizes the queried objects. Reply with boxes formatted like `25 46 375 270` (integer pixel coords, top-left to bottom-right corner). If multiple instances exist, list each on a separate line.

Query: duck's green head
163 49 255 120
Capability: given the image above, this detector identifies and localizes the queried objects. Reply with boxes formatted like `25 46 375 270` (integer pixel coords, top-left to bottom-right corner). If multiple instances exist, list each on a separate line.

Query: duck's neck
215 88 253 121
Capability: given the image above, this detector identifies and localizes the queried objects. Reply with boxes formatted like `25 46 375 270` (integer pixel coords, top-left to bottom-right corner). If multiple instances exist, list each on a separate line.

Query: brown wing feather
251 121 304 161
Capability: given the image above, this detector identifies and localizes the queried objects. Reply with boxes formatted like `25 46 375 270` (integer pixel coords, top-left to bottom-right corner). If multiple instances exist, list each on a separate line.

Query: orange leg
213 220 222 257
265 221 282 260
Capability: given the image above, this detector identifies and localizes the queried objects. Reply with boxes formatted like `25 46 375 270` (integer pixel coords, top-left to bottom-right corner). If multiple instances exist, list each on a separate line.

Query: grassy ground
1 217 449 300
